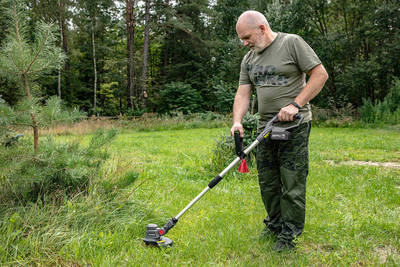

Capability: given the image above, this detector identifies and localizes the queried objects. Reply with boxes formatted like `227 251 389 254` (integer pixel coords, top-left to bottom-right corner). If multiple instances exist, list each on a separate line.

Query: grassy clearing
1 126 399 266
37 113 230 136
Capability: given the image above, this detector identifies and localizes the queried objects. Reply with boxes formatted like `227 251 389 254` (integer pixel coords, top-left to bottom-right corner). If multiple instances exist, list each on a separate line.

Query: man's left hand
278 104 299 121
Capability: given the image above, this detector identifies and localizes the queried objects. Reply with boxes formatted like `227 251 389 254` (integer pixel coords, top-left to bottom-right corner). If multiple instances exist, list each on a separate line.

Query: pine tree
0 0 65 153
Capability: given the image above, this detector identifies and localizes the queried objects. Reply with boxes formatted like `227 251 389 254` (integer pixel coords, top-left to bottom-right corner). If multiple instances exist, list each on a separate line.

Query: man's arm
279 64 329 121
231 84 252 137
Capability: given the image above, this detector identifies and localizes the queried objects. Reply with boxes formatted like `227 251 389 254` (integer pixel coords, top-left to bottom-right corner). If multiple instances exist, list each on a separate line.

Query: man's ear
259 24 267 32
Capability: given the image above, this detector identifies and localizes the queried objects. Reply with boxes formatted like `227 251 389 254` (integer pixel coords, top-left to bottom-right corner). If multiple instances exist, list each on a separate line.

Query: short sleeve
239 53 252 85
291 36 321 73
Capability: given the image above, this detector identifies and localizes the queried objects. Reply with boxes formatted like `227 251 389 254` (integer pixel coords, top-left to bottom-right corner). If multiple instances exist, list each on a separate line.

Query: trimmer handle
257 113 304 142
234 131 245 159
279 114 304 130
273 113 303 124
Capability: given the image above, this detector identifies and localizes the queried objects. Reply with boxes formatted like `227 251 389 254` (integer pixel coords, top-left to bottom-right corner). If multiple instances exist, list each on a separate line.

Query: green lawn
1 127 399 266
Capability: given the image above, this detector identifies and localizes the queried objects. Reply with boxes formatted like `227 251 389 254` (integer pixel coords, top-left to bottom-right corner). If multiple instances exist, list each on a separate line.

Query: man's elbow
315 64 329 83
322 68 329 82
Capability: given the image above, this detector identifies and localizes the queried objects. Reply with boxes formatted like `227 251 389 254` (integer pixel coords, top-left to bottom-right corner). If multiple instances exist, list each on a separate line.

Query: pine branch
8 49 23 74
12 0 26 70
26 25 51 73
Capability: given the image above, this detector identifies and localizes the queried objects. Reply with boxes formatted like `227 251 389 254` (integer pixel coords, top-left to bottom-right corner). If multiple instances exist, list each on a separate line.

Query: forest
1 0 399 120
1 1 399 265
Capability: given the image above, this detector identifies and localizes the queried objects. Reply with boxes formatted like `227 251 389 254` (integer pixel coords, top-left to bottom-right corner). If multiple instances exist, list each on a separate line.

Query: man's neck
265 31 278 48
256 31 277 53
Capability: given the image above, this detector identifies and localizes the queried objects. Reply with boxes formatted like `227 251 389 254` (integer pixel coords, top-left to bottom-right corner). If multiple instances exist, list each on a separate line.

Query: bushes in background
158 82 203 115
359 78 400 125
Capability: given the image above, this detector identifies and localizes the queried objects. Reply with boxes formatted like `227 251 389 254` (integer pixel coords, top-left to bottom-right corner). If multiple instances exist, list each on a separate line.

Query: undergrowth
209 112 258 172
0 129 117 205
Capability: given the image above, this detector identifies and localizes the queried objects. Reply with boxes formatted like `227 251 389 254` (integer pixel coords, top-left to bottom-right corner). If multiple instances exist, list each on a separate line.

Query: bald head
236 10 270 30
236 10 276 53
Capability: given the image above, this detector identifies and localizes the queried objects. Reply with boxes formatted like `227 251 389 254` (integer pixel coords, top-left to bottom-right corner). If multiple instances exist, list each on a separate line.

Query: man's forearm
294 64 329 107
233 84 252 123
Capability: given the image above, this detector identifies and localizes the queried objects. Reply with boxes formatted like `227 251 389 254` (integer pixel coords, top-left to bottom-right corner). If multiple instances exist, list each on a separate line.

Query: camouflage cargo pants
256 122 311 242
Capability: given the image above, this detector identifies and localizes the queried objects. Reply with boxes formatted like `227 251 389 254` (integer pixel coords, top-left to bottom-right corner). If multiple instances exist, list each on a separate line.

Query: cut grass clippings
1 126 399 266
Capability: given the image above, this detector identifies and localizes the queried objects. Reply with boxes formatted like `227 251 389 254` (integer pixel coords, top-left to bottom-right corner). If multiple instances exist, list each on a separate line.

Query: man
231 10 328 252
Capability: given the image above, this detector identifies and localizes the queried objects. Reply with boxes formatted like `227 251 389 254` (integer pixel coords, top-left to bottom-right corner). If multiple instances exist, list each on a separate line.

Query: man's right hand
231 122 244 137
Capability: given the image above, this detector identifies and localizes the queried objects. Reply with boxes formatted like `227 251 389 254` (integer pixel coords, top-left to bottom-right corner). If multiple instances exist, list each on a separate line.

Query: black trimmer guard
143 223 173 248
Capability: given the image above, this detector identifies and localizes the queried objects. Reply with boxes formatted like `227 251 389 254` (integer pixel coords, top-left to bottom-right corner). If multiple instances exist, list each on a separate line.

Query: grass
1 125 399 266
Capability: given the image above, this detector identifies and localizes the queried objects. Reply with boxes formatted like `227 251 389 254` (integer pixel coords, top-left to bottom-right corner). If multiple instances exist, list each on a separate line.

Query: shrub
158 82 204 114
209 112 259 172
359 78 400 125
0 129 117 205
312 104 356 127
211 80 236 113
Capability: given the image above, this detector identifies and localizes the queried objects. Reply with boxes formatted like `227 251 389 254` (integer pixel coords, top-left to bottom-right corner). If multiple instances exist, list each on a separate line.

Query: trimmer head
143 224 173 248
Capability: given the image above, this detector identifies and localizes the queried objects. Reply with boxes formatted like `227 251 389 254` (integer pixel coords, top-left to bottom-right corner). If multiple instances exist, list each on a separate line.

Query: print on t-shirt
247 64 289 86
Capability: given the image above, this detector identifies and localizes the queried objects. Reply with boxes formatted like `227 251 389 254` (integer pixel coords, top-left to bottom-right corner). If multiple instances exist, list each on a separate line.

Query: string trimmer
143 113 304 248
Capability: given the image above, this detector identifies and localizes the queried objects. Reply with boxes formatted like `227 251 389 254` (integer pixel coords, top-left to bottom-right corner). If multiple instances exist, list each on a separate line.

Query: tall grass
39 112 230 136
1 119 399 265
0 129 117 205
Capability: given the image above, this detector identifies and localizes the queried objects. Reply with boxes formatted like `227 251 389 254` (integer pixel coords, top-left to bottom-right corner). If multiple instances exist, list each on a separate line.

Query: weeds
209 112 258 172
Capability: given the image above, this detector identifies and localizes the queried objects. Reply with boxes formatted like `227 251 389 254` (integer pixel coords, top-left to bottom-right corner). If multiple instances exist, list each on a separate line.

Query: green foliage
116 170 139 189
0 99 15 133
119 112 228 132
210 112 259 171
158 82 204 114
0 126 399 265
241 112 259 146
311 104 357 127
359 78 400 125
99 82 120 116
0 96 85 130
209 134 235 172
210 80 236 113
39 96 85 126
0 128 117 205
0 0 398 121
0 0 65 83
124 105 147 117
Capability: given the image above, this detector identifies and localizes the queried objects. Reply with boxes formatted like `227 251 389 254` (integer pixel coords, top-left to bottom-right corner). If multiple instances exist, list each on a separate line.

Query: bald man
231 10 328 252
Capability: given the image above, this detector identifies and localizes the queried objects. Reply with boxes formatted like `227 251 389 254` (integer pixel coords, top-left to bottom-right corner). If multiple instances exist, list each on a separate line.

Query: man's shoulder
242 50 255 64
279 32 302 43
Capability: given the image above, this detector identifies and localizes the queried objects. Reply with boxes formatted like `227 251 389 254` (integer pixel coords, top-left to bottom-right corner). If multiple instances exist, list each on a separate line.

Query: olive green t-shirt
239 32 321 130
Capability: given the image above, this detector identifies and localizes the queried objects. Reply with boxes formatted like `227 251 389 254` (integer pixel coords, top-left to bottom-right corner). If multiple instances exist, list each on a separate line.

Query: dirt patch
324 160 400 169
374 245 400 264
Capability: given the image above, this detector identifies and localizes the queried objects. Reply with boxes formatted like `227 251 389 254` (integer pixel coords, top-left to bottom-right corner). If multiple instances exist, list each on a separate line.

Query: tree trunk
59 0 70 98
57 63 61 97
91 19 98 115
23 73 39 154
141 0 150 108
126 0 135 110
163 0 170 73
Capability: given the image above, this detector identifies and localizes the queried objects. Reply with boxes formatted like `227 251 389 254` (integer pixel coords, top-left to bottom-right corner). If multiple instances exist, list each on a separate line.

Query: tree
0 0 65 153
140 0 151 108
58 0 70 98
73 0 115 115
126 0 136 110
